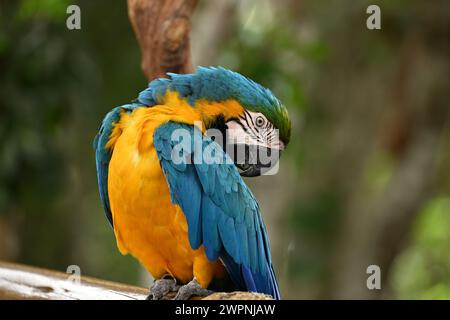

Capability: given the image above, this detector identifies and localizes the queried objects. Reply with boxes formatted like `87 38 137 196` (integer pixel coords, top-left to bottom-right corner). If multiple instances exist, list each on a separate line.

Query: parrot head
202 68 291 177
138 66 292 176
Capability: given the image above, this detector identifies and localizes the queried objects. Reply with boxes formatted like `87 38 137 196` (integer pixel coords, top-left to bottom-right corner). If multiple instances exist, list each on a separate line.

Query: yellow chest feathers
107 105 194 279
105 94 242 284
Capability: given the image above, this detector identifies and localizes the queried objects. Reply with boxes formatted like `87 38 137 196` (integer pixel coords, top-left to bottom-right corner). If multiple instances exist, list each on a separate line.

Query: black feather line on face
236 118 251 136
237 112 258 141
238 114 251 133
245 110 256 128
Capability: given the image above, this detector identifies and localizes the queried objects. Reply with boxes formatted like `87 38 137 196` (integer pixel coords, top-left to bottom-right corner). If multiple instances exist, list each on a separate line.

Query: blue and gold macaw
94 67 291 300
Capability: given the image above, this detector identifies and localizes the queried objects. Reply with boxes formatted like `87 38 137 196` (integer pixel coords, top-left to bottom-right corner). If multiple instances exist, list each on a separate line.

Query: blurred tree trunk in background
191 0 238 66
331 1 450 299
240 0 450 299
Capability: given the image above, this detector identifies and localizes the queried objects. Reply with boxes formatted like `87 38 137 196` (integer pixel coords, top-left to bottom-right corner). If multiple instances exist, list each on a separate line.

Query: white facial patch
226 111 284 150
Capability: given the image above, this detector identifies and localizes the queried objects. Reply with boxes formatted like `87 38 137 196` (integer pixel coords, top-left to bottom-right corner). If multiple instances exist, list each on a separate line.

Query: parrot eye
255 116 266 128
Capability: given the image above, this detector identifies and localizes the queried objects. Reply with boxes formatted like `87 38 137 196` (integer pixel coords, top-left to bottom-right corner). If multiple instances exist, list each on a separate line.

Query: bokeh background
0 0 449 299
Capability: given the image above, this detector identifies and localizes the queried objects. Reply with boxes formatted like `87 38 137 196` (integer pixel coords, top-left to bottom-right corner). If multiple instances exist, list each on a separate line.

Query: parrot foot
146 275 180 300
173 278 213 300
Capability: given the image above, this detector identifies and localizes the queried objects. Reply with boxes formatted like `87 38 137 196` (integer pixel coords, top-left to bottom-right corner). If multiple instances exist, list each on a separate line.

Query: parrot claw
146 275 180 300
173 278 213 300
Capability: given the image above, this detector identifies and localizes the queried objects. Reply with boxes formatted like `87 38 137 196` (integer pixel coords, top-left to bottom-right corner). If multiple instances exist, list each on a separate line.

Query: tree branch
0 262 273 300
0 261 148 300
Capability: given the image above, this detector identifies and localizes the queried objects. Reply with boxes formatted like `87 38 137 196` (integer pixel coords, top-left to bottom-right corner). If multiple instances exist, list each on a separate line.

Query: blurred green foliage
17 0 70 21
0 0 145 284
392 197 450 299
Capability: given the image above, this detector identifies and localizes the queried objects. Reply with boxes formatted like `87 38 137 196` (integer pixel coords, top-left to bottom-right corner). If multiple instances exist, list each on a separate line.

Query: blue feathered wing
93 104 142 226
154 122 281 299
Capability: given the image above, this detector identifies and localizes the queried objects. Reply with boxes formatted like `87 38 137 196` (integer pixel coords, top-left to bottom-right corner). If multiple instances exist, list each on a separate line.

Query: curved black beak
231 144 282 177
236 162 262 177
